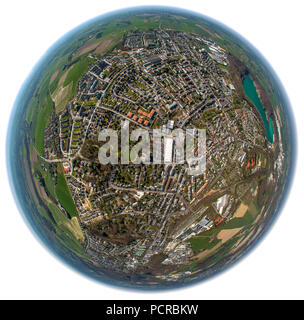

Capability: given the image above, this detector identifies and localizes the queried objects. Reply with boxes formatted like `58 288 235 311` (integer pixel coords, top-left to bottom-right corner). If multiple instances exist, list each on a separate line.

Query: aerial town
41 29 273 277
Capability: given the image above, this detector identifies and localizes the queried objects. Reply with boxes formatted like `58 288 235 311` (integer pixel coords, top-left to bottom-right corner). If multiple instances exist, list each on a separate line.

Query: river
243 75 274 143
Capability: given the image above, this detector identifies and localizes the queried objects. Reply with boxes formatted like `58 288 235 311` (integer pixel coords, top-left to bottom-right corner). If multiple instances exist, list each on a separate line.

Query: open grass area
34 94 53 156
48 202 68 224
34 160 56 200
187 197 260 255
47 203 88 257
55 172 78 217
188 236 221 254
63 57 94 95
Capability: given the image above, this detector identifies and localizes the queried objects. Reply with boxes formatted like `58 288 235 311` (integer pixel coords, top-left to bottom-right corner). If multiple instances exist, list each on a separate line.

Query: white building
167 120 174 130
164 137 173 163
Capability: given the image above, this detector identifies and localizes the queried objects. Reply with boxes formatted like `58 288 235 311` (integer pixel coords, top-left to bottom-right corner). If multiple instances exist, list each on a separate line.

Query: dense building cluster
42 29 271 277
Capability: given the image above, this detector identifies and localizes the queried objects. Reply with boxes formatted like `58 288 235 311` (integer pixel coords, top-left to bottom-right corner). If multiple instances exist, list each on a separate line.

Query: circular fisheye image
7 6 294 290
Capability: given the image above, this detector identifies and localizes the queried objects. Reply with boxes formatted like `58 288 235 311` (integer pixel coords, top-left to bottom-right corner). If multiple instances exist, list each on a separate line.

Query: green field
33 160 56 200
27 10 281 158
34 96 53 155
55 172 78 217
47 203 89 258
63 57 94 95
188 236 221 254
187 199 259 254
